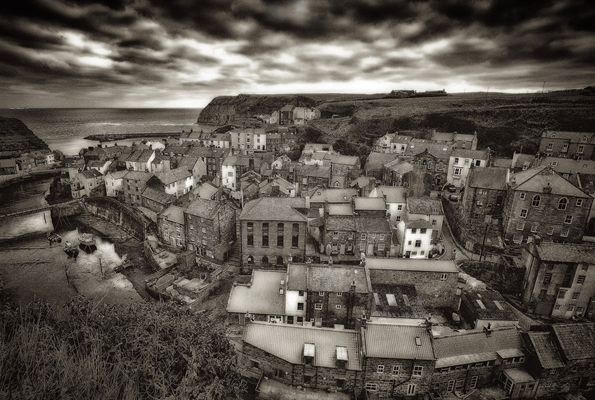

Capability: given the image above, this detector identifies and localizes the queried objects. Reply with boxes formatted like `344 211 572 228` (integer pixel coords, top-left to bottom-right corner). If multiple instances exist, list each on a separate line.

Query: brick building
538 130 595 160
366 258 459 308
184 198 236 262
362 324 435 397
241 322 364 393
502 166 592 244
521 241 595 319
239 197 308 271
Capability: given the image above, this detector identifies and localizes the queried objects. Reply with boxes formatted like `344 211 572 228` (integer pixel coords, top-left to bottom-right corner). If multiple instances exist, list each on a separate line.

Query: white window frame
314 303 322 310
377 365 385 373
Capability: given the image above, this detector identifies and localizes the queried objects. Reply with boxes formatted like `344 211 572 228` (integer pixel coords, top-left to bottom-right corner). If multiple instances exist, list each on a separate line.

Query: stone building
502 166 593 244
239 197 308 271
227 270 286 324
362 324 435 397
121 170 152 207
538 130 595 160
521 241 595 319
158 205 186 248
459 289 518 330
522 323 595 398
446 148 490 188
372 133 412 154
431 327 534 398
365 152 398 181
295 164 331 195
366 258 459 308
241 322 364 393
368 186 407 228
140 186 174 215
184 198 236 263
404 141 452 196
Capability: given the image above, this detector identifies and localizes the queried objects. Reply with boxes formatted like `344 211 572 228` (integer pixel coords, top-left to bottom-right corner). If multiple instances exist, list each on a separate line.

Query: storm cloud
0 0 593 107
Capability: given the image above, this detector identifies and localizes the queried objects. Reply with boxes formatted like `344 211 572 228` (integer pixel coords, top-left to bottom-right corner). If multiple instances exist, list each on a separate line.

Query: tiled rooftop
240 197 307 222
244 322 362 370
370 284 426 319
366 258 459 273
526 331 565 369
552 323 595 360
185 198 220 219
363 323 434 360
462 290 517 322
306 265 370 293
433 326 522 362
468 167 508 190
535 242 595 263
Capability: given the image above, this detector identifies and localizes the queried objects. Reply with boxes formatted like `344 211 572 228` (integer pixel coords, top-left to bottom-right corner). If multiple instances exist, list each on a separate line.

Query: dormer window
336 346 348 369
304 343 315 365
582 136 588 143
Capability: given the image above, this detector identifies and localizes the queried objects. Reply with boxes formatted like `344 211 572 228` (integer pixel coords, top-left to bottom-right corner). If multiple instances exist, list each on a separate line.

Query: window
292 224 299 248
532 195 541 207
420 228 427 234
582 264 589 271
250 360 260 369
262 223 269 247
361 233 367 240
558 290 566 299
568 305 575 311
332 231 339 240
554 304 561 310
464 158 470 165
547 226 554 235
412 365 423 376
520 209 528 218
298 290 304 296
519 192 526 200
397 204 403 211
276 256 283 265
572 292 580 300
365 383 378 391
392 365 400 375
578 144 585 154
337 292 343 296
577 199 583 207
378 243 385 251
558 198 568 210
247 222 254 246
546 143 553 151
454 167 462 176
440 273 447 281
577 275 586 284
539 289 547 299
262 256 269 265
411 228 417 234
277 223 284 247
561 229 569 237
531 223 539 233
297 303 304 311
407 384 416 396
454 157 460 165
564 215 573 224
543 273 552 284
415 240 421 247
336 305 341 309
315 303 322 310
517 222 525 231
379 234 385 240
319 291 325 296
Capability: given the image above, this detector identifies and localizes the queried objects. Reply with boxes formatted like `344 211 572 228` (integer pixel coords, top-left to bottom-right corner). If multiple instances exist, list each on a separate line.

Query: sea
1 108 202 155
0 108 201 215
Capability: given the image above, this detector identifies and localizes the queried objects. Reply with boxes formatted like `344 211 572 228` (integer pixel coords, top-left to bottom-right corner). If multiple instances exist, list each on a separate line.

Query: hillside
198 91 595 157
0 117 49 158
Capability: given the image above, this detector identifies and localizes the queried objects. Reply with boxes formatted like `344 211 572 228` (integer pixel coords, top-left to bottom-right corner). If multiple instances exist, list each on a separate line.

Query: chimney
305 195 310 209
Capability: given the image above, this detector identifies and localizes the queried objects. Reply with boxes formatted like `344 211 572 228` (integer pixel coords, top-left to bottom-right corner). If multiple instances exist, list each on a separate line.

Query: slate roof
535 242 595 263
454 133 476 142
370 186 407 203
243 322 362 370
363 323 434 360
310 188 357 203
326 154 360 166
105 170 128 180
385 160 414 174
0 158 16 168
432 132 455 142
370 284 426 319
366 258 458 273
350 176 371 188
287 264 308 291
542 130 595 142
406 219 433 229
468 167 509 190
227 270 286 315
142 186 174 205
525 331 565 369
509 166 590 198
539 156 595 175
328 204 354 216
433 327 522 368
511 153 536 170
462 290 517 322
326 216 356 231
80 169 103 179
195 182 219 200
407 197 443 215
240 197 307 222
160 205 185 225
406 140 453 159
551 323 595 360
185 198 221 219
123 170 152 181
307 265 370 293
354 197 386 211
154 168 192 185
366 152 398 170
491 157 512 169
356 217 391 233
451 148 488 159
299 164 331 178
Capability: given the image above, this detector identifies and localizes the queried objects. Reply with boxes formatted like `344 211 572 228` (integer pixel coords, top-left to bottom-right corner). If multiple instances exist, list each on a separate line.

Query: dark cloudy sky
1 0 594 108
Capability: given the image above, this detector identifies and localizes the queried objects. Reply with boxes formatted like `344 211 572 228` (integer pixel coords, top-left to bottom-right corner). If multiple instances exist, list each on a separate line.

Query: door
340 243 345 254
367 243 374 255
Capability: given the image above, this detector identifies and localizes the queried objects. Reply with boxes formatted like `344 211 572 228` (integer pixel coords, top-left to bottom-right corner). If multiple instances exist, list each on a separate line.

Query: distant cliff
197 94 318 124
0 117 49 158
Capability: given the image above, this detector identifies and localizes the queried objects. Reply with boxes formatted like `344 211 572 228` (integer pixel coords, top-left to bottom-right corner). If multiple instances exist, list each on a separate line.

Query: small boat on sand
78 233 97 254
63 241 79 259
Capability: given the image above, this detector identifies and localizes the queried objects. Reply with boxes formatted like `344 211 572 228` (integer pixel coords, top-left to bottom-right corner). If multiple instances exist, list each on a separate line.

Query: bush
0 298 246 399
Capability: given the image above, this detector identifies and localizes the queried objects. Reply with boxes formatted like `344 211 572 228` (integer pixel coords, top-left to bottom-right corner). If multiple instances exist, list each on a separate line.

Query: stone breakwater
84 132 181 142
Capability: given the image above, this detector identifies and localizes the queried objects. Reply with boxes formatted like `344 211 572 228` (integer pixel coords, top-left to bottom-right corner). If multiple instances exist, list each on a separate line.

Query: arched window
262 256 269 265
558 198 568 210
247 255 254 264
532 195 541 207
277 256 284 265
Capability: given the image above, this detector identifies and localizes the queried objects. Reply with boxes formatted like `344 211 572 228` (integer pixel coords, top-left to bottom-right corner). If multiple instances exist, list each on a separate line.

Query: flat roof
363 323 434 360
226 270 286 315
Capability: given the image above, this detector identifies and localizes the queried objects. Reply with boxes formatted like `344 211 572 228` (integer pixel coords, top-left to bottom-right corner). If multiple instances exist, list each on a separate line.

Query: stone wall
364 357 434 397
85 197 146 241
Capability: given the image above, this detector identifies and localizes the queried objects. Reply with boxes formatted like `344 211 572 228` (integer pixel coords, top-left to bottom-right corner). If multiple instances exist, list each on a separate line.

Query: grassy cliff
0 117 49 158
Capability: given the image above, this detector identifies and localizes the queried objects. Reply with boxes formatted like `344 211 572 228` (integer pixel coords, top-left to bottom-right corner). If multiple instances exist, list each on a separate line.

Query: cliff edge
0 117 50 158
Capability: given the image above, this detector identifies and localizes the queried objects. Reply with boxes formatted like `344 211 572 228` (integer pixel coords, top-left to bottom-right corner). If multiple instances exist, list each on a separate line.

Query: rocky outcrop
197 94 318 124
0 117 49 158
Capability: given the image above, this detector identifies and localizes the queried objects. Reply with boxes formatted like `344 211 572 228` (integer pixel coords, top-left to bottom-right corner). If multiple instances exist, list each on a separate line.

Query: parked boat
63 241 79 259
78 233 97 254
